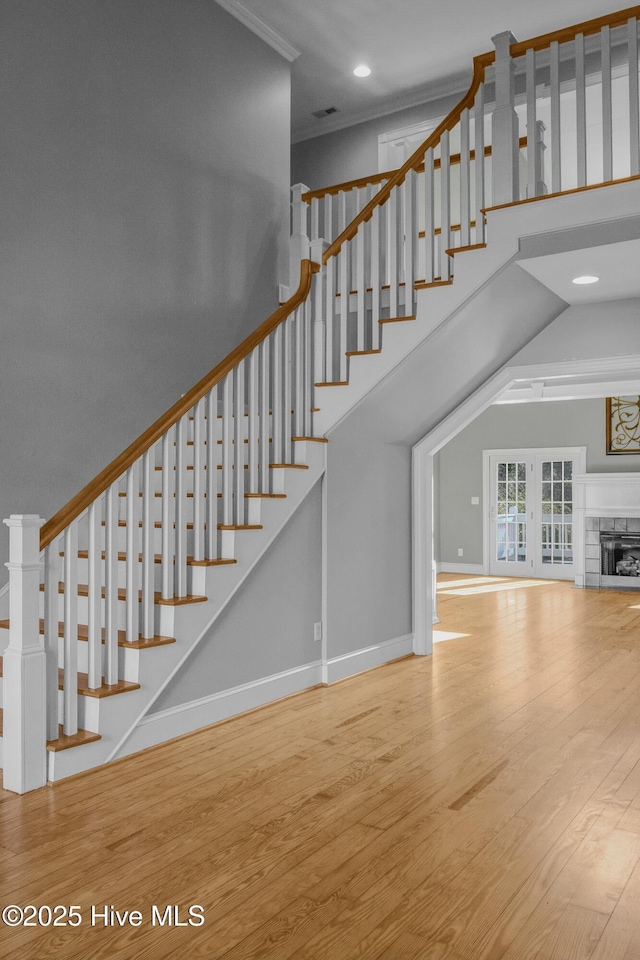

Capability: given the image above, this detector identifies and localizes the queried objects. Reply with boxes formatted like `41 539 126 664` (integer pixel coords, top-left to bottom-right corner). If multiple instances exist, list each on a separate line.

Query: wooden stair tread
47 726 102 752
155 593 207 606
188 557 237 567
445 242 487 257
218 524 263 531
269 463 309 469
379 315 416 324
345 349 382 357
314 381 349 387
291 436 329 442
414 278 454 289
2 617 176 650
39 583 208 606
57 668 140 698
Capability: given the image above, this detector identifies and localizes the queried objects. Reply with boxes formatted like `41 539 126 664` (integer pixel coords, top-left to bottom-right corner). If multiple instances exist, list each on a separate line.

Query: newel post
289 183 310 292
3 515 47 793
491 31 520 205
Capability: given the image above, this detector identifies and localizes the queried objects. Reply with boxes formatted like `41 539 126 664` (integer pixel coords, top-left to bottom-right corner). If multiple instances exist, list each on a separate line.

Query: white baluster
338 241 348 381
161 426 176 600
233 362 246 523
310 196 320 242
259 341 271 492
44 540 60 741
526 48 539 198
423 147 435 282
550 40 561 193
491 31 520 205
602 25 613 182
125 461 140 642
370 204 381 347
310 240 327 387
207 387 219 558
575 33 587 187
192 397 207 559
2 514 47 793
294 307 305 438
271 326 284 464
141 448 155 639
474 87 486 244
440 130 451 280
63 520 78 734
221 374 234 526
175 414 189 596
324 257 335 383
630 18 639 176
460 108 471 243
104 482 119 682
283 318 294 460
356 221 366 351
403 170 416 316
388 187 399 316
87 499 102 687
324 193 333 246
247 350 259 492
303 297 313 437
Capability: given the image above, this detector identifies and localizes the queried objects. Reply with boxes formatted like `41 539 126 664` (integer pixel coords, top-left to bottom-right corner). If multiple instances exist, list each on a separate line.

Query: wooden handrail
40 259 320 550
510 4 640 57
322 52 492 264
322 4 640 265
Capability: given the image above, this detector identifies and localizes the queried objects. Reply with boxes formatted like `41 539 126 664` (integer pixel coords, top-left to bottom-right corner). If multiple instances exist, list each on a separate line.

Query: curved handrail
322 3 640 265
40 259 320 549
322 51 493 264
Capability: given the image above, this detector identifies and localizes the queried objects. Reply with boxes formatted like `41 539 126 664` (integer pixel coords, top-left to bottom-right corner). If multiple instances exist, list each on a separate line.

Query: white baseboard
122 661 323 758
438 562 485 575
121 634 415 759
327 633 414 684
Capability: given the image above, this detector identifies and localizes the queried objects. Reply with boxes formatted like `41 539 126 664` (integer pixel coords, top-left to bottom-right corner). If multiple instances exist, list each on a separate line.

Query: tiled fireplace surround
575 473 640 589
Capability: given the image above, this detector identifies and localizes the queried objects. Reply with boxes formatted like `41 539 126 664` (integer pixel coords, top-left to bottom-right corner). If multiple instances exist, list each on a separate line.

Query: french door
485 447 586 580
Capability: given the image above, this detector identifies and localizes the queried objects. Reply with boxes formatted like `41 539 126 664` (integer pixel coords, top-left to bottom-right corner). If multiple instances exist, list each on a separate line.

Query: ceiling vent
311 106 338 119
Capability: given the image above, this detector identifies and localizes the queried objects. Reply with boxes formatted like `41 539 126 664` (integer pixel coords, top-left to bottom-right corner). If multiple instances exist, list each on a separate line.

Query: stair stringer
46 442 326 781
315 181 640 440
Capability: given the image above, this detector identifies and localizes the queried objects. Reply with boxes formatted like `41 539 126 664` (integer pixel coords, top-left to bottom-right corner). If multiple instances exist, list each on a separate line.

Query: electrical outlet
313 622 322 642
471 496 479 505
458 548 464 557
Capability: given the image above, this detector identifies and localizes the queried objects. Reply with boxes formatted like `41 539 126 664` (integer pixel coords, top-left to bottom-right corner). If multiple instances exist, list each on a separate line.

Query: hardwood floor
2 574 640 959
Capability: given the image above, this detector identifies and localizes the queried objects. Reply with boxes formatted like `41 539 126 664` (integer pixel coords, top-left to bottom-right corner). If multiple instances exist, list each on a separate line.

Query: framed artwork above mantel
606 397 640 455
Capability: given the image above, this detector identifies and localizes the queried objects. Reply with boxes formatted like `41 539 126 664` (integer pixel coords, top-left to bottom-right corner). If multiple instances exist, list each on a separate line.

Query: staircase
2 6 640 792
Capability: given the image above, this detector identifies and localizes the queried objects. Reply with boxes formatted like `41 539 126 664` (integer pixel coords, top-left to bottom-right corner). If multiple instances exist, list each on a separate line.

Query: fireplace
600 530 640 582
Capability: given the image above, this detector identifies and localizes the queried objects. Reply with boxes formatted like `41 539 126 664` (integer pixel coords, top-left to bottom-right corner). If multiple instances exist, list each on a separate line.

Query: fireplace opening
600 532 640 577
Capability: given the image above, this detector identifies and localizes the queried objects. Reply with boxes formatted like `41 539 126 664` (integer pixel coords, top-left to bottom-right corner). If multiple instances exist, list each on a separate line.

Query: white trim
0 579 9 622
122 661 323 758
413 355 640 660
438 562 485 575
212 0 300 62
327 634 414 684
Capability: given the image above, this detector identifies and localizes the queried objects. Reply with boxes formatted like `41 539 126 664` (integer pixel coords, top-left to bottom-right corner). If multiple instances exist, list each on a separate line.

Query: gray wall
326 434 413 657
437 297 640 565
152 481 322 711
0 0 291 571
291 91 462 191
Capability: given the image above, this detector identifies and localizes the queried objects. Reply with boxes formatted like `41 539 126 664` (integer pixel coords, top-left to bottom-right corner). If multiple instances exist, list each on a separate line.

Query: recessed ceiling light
353 64 371 77
572 275 599 284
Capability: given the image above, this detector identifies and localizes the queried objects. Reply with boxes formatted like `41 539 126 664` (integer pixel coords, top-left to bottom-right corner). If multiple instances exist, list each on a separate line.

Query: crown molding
212 0 300 62
292 70 470 145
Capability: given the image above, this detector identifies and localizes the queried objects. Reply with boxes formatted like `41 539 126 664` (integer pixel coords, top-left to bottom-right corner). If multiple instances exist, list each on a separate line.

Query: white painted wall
0 0 291 575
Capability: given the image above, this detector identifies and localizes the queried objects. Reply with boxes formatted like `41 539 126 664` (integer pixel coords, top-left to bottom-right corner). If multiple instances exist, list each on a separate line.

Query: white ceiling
517 239 640 305
215 0 632 141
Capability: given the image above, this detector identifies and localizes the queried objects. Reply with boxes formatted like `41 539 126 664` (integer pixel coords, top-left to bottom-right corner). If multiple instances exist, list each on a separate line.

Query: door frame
482 446 587 579
411 355 640 658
